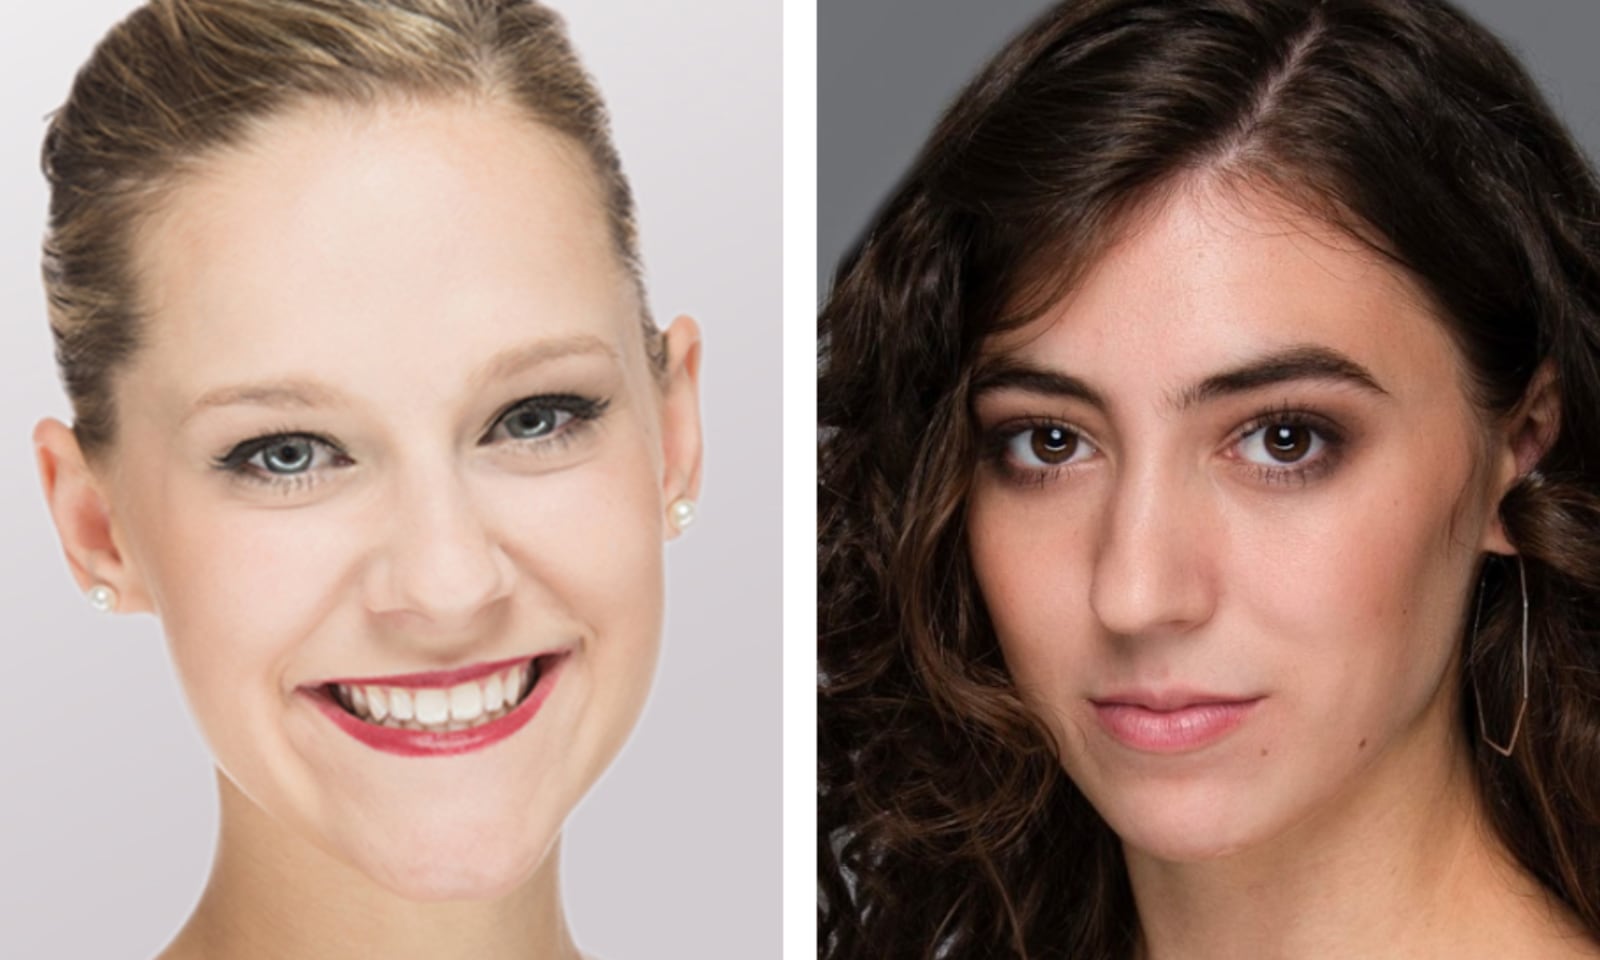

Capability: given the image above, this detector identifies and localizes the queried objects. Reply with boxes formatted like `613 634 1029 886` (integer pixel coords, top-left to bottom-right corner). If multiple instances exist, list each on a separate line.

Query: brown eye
1239 419 1329 470
1264 424 1312 462
1031 426 1079 464
1005 423 1092 471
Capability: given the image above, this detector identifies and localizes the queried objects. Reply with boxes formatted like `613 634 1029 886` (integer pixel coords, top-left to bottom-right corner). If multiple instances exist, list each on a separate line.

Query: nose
363 466 516 631
1089 461 1216 639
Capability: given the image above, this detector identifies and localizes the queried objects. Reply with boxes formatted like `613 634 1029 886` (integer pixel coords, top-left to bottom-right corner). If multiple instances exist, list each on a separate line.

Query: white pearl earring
668 498 697 532
86 584 118 613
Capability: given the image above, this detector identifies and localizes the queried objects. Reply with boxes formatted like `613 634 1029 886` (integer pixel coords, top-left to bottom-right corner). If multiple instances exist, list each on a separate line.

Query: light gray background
818 0 1600 298
0 2 778 957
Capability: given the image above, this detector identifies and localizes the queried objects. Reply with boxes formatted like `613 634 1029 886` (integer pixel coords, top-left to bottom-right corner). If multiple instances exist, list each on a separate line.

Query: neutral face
966 181 1504 863
75 97 697 899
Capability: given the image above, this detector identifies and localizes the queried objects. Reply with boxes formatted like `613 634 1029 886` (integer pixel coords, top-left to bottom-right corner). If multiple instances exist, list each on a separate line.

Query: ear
32 418 152 613
1479 361 1560 556
657 314 703 540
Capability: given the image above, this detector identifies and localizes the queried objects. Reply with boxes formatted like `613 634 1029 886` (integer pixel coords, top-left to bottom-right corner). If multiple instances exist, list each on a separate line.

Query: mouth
1089 692 1263 754
322 655 546 732
303 652 568 757
1092 689 1257 712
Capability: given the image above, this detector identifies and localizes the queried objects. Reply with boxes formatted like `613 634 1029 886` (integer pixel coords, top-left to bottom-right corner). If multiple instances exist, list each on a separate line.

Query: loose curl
818 1 1600 957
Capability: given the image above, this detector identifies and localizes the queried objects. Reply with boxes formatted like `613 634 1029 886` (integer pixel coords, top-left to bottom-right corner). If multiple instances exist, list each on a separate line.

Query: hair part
819 1 1600 956
42 0 665 461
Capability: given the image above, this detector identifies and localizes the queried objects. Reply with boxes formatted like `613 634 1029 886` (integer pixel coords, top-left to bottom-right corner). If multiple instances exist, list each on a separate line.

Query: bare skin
1126 678 1596 960
156 776 583 960
967 177 1593 958
36 97 701 960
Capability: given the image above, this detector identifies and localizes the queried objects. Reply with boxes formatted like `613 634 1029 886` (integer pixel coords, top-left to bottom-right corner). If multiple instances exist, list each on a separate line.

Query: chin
341 815 559 903
1115 819 1258 864
1085 775 1280 865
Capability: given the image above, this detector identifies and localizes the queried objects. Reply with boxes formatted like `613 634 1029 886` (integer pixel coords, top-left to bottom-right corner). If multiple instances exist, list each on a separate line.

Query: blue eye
256 437 316 474
213 393 611 493
484 394 608 446
218 433 346 481
493 402 576 442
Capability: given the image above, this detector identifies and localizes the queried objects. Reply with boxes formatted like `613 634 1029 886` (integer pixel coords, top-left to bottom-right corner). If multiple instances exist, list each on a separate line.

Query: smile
303 652 569 758
333 658 535 731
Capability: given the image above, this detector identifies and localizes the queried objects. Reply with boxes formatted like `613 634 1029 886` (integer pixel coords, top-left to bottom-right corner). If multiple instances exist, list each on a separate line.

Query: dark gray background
818 0 1600 299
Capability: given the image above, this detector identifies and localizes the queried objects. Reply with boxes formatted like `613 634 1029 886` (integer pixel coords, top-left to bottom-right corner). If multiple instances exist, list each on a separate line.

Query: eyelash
981 405 1347 489
211 394 611 494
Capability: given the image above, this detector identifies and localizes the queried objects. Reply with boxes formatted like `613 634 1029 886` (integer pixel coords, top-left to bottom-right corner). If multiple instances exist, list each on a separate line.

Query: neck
157 771 582 960
1126 715 1589 960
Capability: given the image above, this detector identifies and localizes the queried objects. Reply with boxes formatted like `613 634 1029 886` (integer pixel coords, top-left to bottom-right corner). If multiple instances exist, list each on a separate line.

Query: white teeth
413 688 450 726
449 681 484 723
365 687 389 722
330 658 540 732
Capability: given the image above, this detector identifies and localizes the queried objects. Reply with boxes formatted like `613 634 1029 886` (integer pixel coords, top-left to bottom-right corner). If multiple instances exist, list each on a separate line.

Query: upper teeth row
334 661 533 727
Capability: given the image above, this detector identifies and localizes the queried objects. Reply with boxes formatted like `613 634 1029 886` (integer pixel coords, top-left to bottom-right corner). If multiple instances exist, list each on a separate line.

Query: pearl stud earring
668 498 697 532
86 584 118 613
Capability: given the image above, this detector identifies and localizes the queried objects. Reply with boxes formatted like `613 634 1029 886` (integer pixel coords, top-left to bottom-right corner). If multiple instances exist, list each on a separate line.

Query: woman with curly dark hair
818 1 1600 957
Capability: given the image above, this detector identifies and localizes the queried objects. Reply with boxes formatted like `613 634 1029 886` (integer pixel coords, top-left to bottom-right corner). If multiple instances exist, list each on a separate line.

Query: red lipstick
319 653 535 690
305 653 567 758
1091 691 1262 754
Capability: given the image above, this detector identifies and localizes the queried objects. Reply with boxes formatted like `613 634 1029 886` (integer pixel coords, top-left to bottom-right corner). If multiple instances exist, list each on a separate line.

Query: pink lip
1091 692 1262 754
304 653 568 758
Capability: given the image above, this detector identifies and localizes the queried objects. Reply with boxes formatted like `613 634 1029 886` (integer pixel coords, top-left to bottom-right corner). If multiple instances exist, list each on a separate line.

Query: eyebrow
185 333 618 420
971 344 1389 412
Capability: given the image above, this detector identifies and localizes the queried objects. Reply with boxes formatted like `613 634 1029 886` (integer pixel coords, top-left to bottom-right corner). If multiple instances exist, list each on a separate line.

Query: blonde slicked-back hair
42 0 662 460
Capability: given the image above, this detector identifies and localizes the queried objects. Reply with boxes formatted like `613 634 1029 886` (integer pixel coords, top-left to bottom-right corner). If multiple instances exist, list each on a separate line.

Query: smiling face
966 180 1506 864
70 96 697 900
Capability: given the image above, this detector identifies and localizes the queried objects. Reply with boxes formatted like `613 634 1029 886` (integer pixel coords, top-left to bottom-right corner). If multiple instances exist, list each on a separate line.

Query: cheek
118 428 668 768
966 453 1481 741
488 438 667 723
112 480 332 788
966 487 1096 707
1230 462 1480 733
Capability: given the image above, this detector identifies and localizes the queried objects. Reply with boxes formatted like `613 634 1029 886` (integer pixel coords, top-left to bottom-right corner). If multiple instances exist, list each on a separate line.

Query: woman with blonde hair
23 0 733 956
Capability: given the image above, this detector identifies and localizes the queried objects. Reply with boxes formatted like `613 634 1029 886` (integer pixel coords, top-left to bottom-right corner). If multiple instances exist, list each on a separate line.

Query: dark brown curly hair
818 1 1600 957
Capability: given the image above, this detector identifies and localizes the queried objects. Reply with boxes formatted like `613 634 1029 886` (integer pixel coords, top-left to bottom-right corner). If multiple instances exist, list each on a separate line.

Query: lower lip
1092 698 1261 754
305 655 567 758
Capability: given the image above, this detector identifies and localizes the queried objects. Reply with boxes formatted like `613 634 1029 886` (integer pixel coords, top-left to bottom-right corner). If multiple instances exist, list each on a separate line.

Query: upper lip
307 651 561 690
1091 689 1262 711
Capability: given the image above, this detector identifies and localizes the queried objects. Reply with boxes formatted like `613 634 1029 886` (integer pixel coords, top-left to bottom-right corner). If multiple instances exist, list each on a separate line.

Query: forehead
984 181 1469 412
127 95 639 406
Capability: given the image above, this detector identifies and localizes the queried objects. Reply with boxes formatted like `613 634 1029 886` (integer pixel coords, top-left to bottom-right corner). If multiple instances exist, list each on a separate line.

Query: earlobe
32 418 149 613
657 314 704 540
1478 362 1560 556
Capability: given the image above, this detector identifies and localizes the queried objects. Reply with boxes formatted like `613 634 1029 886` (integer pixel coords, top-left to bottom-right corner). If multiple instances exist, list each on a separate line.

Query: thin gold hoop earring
1472 553 1529 757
